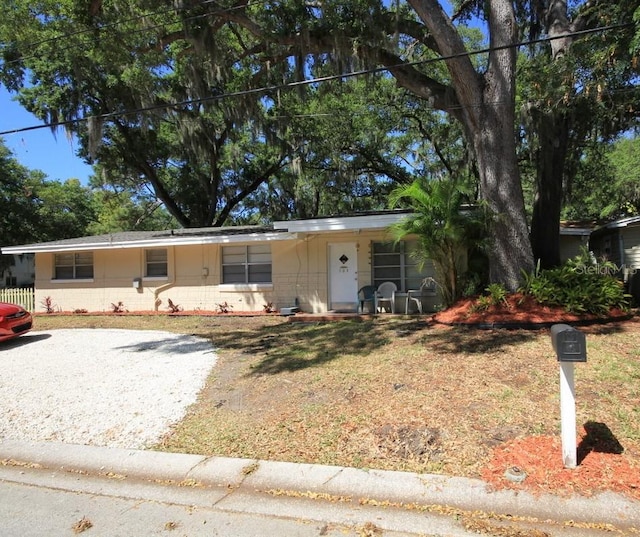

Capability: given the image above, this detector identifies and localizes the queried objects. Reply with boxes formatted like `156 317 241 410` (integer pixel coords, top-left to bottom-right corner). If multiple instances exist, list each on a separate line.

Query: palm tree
389 178 488 307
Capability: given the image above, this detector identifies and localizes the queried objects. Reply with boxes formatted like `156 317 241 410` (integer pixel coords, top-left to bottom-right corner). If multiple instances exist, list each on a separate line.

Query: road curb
1 439 639 531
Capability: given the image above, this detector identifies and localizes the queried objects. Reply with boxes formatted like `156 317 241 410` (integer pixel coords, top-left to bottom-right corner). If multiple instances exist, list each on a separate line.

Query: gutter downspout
618 233 628 285
154 246 176 311
618 233 625 268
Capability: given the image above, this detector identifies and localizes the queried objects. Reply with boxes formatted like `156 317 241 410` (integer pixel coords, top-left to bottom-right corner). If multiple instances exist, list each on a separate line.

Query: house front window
54 252 94 280
145 249 168 278
372 240 430 291
222 244 272 284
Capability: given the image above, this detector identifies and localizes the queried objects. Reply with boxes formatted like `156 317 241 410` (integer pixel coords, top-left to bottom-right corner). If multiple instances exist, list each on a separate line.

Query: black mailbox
550 324 587 362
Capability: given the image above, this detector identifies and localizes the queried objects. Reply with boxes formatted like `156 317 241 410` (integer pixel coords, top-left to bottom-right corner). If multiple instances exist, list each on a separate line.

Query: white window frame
144 248 168 279
221 244 272 285
372 240 429 292
53 252 94 281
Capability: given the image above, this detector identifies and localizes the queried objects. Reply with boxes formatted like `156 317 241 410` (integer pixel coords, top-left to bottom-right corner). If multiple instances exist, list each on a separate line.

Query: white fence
0 288 35 312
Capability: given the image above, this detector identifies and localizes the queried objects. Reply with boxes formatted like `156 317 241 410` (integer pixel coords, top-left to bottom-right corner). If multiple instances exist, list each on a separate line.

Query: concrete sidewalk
1 438 639 536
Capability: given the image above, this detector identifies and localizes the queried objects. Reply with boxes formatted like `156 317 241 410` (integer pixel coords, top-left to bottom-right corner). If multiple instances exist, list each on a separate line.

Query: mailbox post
550 324 587 469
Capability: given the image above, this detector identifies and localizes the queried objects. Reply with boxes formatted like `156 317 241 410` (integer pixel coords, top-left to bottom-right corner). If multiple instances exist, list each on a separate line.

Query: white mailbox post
550 324 587 469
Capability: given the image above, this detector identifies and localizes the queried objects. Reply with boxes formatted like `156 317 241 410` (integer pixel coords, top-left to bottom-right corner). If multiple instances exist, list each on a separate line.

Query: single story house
558 222 593 262
1 253 35 288
1 211 441 315
589 215 640 302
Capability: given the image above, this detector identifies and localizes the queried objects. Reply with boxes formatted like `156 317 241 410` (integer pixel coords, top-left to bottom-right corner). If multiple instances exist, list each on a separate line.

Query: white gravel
0 329 217 449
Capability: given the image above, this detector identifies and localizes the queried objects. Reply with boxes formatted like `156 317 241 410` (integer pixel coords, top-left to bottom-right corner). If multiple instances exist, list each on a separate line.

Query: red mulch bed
481 434 640 500
34 310 274 317
436 293 639 501
433 293 631 327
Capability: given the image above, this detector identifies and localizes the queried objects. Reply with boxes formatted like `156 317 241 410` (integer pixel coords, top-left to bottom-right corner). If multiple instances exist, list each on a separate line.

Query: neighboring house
559 222 593 263
0 211 441 315
0 254 35 288
589 215 640 303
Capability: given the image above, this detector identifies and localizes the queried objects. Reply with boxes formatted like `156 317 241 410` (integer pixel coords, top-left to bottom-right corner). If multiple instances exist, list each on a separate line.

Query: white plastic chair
407 277 437 314
376 281 397 313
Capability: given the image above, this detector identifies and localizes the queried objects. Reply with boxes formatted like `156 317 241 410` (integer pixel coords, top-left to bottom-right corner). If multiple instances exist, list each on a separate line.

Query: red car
0 302 33 342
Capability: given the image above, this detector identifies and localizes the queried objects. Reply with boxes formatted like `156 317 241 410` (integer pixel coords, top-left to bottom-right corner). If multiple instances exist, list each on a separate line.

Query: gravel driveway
0 329 217 449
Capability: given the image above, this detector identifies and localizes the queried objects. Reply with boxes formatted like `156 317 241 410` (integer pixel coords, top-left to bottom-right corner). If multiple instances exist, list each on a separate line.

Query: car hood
0 302 26 315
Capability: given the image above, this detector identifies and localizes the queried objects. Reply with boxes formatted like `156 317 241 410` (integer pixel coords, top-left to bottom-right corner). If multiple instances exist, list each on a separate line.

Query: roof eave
274 213 408 233
1 232 298 254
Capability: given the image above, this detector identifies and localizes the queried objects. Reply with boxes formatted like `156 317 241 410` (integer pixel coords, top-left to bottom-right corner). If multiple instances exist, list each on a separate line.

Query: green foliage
1 140 96 244
470 283 509 312
563 137 640 221
517 0 640 268
389 177 489 306
471 295 493 312
607 137 640 217
235 76 409 223
485 283 508 307
562 144 617 221
519 251 630 315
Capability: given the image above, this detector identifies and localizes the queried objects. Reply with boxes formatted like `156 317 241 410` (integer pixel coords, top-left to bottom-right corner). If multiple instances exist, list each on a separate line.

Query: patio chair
376 281 397 313
407 277 437 314
357 285 377 314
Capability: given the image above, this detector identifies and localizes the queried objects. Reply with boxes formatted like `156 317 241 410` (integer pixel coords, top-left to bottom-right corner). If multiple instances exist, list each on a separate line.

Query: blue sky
0 86 94 184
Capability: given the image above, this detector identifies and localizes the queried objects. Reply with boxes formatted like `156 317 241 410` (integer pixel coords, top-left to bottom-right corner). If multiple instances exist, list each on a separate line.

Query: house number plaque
339 254 349 272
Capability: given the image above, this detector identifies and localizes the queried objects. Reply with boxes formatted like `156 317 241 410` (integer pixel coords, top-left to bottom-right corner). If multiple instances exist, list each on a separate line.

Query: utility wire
0 0 268 68
0 21 633 138
0 0 254 63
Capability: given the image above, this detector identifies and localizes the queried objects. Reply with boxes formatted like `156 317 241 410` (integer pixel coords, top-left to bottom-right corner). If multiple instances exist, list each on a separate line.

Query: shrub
485 283 509 307
41 296 56 314
520 251 630 315
111 301 127 313
471 295 493 312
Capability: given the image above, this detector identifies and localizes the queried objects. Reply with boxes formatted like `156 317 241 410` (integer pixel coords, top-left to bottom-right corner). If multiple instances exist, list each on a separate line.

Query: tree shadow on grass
419 324 538 354
420 314 634 355
242 319 394 375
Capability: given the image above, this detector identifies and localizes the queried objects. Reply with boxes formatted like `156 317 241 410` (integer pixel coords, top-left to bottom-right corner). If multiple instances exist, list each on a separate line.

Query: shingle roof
1 225 288 254
1 210 417 254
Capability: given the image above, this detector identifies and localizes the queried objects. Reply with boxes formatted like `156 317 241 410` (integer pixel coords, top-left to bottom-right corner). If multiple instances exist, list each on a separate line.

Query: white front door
328 243 359 312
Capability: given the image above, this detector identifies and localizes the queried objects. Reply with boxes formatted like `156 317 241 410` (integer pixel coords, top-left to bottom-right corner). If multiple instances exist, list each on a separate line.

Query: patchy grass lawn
34 313 640 484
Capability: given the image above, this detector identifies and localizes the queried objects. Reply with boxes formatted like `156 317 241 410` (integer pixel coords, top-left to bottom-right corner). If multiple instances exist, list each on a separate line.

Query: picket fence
0 287 36 312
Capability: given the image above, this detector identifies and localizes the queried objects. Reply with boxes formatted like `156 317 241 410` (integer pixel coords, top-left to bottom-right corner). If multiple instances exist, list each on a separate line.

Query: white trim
50 279 95 284
218 284 274 292
598 215 640 230
559 228 592 236
2 232 298 254
275 213 408 233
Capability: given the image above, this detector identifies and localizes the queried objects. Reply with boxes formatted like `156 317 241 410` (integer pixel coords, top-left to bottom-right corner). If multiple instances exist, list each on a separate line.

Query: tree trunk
478 1 534 289
473 108 534 289
409 0 534 291
527 0 574 268
530 112 569 269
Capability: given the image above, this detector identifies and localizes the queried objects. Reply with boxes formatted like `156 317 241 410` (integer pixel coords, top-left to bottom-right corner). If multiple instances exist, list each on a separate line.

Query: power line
0 0 266 68
0 21 632 138
1 1 249 61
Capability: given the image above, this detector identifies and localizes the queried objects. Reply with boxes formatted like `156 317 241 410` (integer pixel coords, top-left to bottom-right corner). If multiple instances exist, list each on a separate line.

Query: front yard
34 313 640 499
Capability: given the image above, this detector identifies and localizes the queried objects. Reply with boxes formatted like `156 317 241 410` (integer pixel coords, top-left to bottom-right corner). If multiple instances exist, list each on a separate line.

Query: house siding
590 231 622 266
559 235 589 262
30 228 415 314
622 226 640 305
589 220 640 306
623 226 640 269
1 253 35 288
